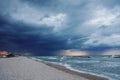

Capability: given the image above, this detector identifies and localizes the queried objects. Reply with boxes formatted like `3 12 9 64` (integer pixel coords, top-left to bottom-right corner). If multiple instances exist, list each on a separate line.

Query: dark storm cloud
0 0 120 55
0 15 68 55
21 0 59 7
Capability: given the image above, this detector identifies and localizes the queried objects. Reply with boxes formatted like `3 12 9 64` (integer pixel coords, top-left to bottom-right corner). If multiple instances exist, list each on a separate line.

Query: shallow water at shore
32 56 120 80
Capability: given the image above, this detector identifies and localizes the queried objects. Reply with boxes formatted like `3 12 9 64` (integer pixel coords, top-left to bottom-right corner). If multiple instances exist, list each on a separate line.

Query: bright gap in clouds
11 3 67 32
38 13 67 31
84 34 120 47
9 0 68 32
82 6 120 48
88 7 120 26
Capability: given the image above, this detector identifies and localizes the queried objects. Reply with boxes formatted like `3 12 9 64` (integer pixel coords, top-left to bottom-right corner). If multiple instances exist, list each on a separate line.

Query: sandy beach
0 57 108 80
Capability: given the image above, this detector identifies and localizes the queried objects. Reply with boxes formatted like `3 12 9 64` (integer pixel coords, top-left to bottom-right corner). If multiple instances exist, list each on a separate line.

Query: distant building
0 51 12 58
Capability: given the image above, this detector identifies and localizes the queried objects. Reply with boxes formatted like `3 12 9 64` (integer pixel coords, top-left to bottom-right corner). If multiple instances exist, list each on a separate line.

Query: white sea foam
61 63 111 80
48 57 57 59
67 60 100 63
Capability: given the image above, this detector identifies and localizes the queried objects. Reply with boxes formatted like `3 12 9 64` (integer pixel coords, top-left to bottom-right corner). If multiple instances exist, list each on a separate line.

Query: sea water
32 56 120 80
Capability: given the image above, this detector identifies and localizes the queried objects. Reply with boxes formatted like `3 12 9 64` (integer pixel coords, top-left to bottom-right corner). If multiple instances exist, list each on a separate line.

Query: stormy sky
0 0 120 56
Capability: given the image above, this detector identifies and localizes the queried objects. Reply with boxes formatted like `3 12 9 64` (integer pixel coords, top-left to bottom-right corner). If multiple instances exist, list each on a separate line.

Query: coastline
0 56 109 80
43 62 109 80
31 57 109 80
0 56 88 80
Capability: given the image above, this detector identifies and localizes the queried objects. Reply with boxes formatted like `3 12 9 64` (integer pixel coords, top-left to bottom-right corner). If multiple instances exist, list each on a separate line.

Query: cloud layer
0 0 120 55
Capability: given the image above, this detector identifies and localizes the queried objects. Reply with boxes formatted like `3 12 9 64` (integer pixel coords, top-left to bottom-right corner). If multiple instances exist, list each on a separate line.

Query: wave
32 56 120 80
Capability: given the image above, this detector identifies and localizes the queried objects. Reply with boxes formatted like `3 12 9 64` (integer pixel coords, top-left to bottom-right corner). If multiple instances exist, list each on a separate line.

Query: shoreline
0 56 88 80
0 56 109 80
31 57 109 80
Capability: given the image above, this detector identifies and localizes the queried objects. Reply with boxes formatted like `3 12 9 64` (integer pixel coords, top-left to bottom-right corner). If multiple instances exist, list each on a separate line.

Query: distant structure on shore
111 55 120 58
0 51 14 58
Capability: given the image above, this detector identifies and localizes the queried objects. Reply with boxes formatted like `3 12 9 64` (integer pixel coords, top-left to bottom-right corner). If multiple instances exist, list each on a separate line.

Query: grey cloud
0 0 120 55
0 16 68 55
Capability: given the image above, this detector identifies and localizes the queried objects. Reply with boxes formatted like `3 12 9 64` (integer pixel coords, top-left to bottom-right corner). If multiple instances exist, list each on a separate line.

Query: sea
32 56 120 80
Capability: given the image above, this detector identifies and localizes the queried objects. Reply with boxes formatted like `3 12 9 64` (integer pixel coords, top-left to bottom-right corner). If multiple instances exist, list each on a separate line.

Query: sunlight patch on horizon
61 50 88 56
102 50 120 55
